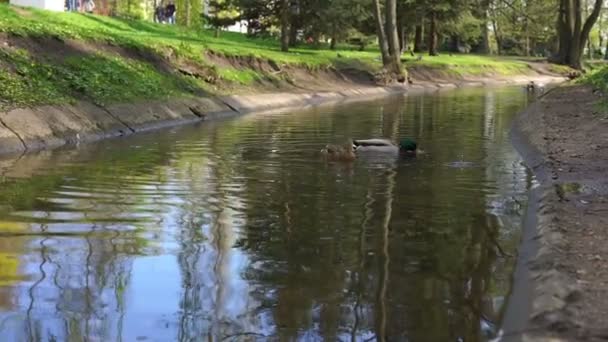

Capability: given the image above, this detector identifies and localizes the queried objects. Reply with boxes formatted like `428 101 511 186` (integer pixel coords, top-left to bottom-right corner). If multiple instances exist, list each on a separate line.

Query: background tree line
94 0 608 70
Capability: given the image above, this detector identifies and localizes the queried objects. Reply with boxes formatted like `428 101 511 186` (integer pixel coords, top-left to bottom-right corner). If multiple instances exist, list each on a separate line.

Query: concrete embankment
0 76 565 158
0 86 408 157
506 84 608 341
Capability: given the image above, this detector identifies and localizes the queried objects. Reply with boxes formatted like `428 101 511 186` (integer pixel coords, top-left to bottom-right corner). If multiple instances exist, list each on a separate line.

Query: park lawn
0 4 381 68
0 4 556 109
403 54 534 76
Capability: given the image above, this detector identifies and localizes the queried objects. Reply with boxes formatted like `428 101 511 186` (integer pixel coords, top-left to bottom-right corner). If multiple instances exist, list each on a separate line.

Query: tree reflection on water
0 86 530 341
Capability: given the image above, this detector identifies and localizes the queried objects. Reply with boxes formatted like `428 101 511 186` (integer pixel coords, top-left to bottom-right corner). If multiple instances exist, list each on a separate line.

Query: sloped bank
0 73 570 158
506 85 608 341
0 75 570 158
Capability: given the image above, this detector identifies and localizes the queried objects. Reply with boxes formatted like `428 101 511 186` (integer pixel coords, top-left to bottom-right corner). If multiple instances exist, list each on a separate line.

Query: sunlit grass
0 4 381 68
403 54 534 76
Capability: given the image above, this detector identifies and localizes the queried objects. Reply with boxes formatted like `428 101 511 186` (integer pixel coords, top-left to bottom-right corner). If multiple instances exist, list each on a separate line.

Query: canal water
0 86 535 341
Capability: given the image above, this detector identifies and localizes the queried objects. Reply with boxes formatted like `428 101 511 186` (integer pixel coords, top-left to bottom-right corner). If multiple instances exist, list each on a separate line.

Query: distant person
66 0 77 11
83 0 95 13
165 2 176 25
154 4 165 23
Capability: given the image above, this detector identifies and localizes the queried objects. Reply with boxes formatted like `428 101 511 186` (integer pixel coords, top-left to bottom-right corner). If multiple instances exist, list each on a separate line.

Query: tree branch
581 0 604 44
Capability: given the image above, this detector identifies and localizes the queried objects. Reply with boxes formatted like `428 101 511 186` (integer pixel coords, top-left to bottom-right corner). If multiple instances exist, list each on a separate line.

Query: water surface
0 87 534 341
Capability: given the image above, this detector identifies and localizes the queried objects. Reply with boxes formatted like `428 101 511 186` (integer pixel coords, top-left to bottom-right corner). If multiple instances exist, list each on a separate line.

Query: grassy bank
580 61 608 94
0 4 563 111
405 55 533 76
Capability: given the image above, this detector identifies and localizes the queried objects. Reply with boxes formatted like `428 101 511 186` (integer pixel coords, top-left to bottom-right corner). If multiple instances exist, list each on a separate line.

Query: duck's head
399 138 417 153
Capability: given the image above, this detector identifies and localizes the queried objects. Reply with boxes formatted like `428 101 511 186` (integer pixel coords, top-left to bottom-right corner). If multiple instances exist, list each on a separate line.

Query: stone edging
506 85 579 342
0 86 408 157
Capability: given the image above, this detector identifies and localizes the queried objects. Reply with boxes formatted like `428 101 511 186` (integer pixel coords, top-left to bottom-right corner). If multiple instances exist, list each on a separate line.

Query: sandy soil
513 85 608 341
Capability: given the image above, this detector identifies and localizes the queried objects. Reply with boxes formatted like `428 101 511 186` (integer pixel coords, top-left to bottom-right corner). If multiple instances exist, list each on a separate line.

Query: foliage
490 0 557 56
237 0 274 35
175 0 203 27
315 0 370 44
205 0 241 36
581 65 608 94
114 0 145 19
442 10 482 49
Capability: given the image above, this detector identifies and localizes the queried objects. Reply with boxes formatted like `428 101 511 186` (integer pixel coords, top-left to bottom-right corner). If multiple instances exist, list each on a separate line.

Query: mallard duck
354 138 417 155
526 81 545 92
320 143 356 161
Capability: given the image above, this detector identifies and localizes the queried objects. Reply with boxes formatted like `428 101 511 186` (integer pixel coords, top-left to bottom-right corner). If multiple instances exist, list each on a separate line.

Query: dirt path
512 85 608 341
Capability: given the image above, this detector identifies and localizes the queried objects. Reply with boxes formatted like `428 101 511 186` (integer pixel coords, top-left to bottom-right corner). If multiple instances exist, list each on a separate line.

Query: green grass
0 3 556 109
579 63 608 112
583 60 608 73
0 47 202 109
581 66 608 93
217 67 262 85
0 4 380 67
403 54 533 76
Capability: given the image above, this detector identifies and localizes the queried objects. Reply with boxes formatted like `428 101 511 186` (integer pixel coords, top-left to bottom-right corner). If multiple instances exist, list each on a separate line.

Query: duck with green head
354 138 418 155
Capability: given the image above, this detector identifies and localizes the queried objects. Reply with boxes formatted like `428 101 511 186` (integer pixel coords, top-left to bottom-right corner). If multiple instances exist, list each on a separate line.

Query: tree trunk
372 0 391 65
397 15 406 53
556 0 603 68
186 0 191 27
556 0 572 64
399 25 408 53
289 21 299 47
524 23 530 56
414 22 423 53
450 35 459 53
479 0 490 54
288 0 299 47
599 3 604 57
385 0 402 73
330 31 337 50
577 0 604 66
569 0 582 66
523 0 530 56
247 19 253 35
428 12 438 56
280 0 290 52
490 3 502 55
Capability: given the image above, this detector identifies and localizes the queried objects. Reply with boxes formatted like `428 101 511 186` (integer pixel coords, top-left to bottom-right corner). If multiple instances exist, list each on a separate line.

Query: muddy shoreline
506 84 608 341
0 75 564 158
